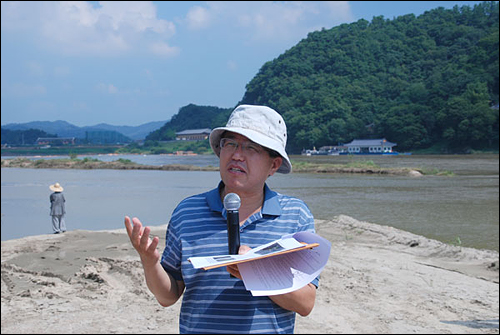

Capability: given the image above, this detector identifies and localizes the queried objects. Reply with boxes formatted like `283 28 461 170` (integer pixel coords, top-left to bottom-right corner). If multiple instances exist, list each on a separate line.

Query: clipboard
189 242 320 270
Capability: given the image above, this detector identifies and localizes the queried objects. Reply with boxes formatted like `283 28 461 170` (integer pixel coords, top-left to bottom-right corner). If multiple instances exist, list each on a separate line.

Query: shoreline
2 215 498 333
1 158 425 176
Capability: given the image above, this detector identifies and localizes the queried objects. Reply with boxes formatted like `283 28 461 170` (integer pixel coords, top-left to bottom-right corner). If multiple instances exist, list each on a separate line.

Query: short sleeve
160 220 183 281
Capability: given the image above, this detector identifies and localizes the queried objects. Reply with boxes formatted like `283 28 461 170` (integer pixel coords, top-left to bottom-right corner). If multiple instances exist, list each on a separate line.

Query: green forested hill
151 2 498 154
240 1 499 153
146 104 232 141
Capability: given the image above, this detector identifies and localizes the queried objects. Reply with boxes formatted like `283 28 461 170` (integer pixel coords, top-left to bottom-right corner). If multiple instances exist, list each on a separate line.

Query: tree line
1 128 57 146
146 104 232 141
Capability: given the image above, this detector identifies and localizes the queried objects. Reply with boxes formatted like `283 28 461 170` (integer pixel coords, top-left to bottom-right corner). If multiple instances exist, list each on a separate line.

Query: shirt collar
262 183 281 216
207 181 281 217
206 182 224 213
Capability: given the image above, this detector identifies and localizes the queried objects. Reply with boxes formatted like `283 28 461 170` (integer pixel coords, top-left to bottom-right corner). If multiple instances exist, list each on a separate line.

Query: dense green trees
239 1 498 153
1 128 57 145
146 104 232 141
152 2 498 154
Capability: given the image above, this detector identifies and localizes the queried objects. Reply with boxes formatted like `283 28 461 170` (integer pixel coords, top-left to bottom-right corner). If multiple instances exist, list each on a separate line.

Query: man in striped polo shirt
125 105 318 333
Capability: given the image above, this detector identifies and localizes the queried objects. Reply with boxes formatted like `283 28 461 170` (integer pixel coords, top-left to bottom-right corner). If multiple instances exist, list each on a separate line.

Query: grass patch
345 160 379 169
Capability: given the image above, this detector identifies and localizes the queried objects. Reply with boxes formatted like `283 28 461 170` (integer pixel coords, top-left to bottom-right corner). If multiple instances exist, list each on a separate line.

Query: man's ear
268 157 283 177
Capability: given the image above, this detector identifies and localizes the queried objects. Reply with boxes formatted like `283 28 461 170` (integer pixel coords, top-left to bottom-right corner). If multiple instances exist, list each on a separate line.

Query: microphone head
223 193 241 211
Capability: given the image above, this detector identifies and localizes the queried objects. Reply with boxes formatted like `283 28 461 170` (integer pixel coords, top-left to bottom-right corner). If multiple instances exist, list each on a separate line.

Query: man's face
219 132 282 196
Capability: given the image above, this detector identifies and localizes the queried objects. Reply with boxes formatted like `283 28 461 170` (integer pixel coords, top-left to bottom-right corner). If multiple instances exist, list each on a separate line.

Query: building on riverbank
345 138 397 154
35 137 76 146
175 129 211 141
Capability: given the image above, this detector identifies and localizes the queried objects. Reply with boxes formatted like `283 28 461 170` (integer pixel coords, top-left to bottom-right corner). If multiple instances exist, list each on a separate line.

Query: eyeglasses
220 138 264 155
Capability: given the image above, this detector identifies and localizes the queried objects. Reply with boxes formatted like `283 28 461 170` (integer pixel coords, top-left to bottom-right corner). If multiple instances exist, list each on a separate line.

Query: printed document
188 231 331 296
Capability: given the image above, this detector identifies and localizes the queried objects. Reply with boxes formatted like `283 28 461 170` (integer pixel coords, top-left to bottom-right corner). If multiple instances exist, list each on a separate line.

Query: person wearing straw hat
49 182 66 234
125 105 317 334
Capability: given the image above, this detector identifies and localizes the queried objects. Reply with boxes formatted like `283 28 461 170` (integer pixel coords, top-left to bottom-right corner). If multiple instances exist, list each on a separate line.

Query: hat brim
49 185 64 192
210 127 292 174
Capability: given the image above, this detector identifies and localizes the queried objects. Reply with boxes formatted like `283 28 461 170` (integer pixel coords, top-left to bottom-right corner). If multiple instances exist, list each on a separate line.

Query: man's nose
231 144 245 158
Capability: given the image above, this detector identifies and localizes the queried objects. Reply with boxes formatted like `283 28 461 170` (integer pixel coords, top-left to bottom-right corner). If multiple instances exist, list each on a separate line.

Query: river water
1 154 498 251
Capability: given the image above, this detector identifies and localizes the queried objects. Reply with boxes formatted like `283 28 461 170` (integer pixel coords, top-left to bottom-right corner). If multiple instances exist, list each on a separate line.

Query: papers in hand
188 231 331 296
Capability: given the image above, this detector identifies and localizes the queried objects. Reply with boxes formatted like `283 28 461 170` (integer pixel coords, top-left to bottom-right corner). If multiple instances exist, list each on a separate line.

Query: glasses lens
220 138 263 154
221 138 237 150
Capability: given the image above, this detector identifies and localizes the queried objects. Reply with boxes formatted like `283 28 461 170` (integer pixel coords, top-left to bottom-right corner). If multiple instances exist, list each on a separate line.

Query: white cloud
108 84 118 94
186 5 212 30
149 41 180 57
1 1 30 31
95 1 174 34
324 1 352 20
238 1 353 40
184 1 353 42
1 1 178 57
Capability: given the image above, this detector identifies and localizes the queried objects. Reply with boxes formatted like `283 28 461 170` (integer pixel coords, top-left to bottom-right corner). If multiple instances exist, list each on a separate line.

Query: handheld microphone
223 193 241 255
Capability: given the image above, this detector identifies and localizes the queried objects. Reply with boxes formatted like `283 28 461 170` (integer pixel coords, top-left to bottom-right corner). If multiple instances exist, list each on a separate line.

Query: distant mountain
87 121 168 140
2 121 82 138
1 120 167 140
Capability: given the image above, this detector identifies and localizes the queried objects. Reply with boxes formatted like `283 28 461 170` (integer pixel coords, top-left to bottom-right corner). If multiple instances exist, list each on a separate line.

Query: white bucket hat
210 105 292 174
49 182 64 192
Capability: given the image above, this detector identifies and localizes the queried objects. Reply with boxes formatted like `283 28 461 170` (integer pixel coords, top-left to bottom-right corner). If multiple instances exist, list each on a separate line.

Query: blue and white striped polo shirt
160 182 317 334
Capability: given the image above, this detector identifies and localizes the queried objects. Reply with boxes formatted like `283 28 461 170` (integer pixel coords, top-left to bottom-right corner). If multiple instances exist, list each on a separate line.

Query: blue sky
1 1 485 127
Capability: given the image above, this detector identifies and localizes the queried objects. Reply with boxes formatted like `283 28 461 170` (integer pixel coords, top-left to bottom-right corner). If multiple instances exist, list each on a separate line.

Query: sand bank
1 158 424 176
1 215 498 334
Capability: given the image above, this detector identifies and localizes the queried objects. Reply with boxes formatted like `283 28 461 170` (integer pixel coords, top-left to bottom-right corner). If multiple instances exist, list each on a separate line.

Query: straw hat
209 105 292 174
49 182 64 192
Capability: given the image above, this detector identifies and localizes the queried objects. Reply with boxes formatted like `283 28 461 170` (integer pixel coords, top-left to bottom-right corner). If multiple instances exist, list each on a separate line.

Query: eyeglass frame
219 137 280 158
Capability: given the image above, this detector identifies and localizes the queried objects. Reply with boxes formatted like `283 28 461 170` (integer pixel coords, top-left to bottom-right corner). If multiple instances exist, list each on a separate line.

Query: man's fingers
125 216 159 265
148 236 160 254
238 245 251 255
226 265 242 280
140 226 151 249
131 217 143 246
124 216 133 237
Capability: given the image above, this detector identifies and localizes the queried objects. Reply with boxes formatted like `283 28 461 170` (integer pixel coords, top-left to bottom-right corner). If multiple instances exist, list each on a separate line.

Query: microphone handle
227 210 240 255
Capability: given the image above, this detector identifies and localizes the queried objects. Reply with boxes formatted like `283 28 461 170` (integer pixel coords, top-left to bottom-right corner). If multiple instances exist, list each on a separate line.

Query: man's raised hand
124 216 160 266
